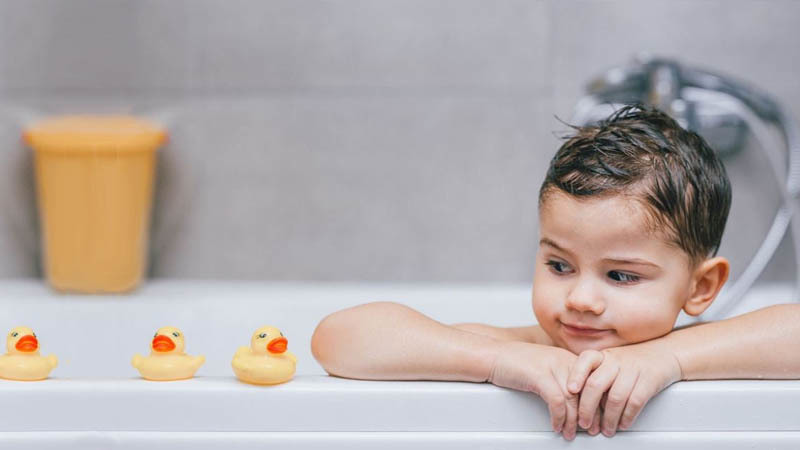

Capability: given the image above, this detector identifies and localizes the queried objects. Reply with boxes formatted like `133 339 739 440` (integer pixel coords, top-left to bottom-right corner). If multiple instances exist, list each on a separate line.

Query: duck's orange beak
151 335 176 352
15 335 38 352
267 337 288 354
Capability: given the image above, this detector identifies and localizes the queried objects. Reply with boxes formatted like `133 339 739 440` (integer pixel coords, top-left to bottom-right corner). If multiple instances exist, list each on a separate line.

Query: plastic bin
23 115 167 293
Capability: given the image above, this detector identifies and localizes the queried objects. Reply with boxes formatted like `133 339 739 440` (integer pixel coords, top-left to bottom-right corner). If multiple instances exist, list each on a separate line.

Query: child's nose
564 278 606 315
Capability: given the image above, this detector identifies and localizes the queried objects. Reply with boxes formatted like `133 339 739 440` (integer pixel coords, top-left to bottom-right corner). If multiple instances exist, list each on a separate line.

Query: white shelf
5 431 800 450
1 375 799 432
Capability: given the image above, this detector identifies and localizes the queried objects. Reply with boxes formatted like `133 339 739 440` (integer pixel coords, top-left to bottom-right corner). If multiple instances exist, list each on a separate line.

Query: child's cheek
531 284 561 330
614 301 675 344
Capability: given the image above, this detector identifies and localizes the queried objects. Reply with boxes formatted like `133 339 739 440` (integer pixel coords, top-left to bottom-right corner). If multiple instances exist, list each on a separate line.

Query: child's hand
566 341 684 437
488 341 598 441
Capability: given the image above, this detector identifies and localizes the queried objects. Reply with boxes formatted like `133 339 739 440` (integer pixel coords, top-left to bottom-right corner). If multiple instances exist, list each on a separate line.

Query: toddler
311 104 800 440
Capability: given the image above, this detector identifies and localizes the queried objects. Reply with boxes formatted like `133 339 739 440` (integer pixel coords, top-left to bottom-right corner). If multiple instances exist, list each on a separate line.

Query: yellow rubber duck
232 326 297 385
0 326 58 381
132 326 205 381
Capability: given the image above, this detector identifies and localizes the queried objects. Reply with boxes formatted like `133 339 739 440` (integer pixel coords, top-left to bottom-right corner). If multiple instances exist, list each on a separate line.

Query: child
310 104 800 441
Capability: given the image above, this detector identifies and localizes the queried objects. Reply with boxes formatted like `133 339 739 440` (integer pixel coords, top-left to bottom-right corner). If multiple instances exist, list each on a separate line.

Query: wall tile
148 96 553 281
0 0 547 93
0 1 143 92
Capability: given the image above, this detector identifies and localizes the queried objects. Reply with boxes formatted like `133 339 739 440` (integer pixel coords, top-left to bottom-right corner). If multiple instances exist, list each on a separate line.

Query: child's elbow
310 310 343 373
311 301 400 376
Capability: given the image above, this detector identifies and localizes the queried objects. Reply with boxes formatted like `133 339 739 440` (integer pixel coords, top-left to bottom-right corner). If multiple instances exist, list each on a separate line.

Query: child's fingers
618 377 655 431
561 388 579 441
577 363 619 429
567 350 604 394
548 399 566 435
538 377 568 434
600 370 640 437
588 407 602 436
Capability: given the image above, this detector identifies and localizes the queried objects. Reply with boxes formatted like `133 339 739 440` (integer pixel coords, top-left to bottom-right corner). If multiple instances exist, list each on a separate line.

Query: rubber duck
0 326 58 381
132 326 205 381
232 325 297 385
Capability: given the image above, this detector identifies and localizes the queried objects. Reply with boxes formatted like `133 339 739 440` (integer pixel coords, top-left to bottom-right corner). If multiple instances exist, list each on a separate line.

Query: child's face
532 191 694 355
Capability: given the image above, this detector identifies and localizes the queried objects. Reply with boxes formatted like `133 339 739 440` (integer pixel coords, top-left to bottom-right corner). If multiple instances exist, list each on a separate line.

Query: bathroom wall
0 0 798 283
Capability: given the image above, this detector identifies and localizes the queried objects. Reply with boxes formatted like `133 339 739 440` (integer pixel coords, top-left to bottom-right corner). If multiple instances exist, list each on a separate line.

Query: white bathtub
0 279 798 449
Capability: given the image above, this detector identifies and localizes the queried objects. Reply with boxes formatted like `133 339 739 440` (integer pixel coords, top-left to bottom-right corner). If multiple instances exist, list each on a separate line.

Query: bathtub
0 279 798 449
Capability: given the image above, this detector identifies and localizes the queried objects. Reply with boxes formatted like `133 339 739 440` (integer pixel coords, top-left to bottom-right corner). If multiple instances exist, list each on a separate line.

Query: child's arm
450 323 551 345
664 303 800 380
311 301 587 440
311 302 552 382
311 301 502 382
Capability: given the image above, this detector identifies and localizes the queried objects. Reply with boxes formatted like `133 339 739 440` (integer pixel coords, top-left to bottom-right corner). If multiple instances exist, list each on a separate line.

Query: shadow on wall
0 114 39 277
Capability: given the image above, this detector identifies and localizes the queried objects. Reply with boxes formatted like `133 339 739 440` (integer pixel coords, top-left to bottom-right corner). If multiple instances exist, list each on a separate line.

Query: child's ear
683 256 730 316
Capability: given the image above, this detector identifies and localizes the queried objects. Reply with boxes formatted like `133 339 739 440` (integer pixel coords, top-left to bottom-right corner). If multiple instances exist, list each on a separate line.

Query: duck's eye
32 333 36 338
11 332 17 337
172 332 179 337
258 333 266 339
280 332 284 337
154 333 158 338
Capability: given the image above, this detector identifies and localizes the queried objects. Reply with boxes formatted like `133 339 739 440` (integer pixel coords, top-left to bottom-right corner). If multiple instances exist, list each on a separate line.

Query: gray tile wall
0 0 798 282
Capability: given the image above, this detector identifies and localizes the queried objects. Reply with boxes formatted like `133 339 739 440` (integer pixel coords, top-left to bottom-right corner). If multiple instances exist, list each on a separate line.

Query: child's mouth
561 322 612 337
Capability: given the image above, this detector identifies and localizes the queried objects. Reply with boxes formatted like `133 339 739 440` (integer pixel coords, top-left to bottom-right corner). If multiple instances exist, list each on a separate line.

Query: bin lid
22 115 168 153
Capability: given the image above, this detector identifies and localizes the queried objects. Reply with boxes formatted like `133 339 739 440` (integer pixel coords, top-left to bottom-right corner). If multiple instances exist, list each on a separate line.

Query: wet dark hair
539 103 731 265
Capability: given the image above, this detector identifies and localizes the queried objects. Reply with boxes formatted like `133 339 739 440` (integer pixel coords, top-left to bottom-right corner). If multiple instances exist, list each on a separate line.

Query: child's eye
608 271 640 284
545 260 573 274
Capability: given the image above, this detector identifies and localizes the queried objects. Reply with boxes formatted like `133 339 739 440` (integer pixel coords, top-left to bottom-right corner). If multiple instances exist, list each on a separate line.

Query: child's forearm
661 304 800 380
311 302 501 382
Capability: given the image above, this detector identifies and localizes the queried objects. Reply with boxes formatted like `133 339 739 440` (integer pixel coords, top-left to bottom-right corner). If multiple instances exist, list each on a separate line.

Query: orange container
23 115 167 294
